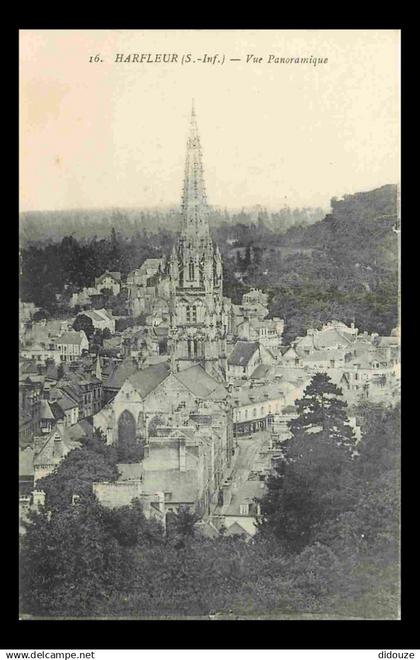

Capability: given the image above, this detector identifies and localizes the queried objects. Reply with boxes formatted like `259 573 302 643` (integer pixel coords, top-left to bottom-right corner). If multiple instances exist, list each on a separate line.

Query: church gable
115 379 143 405
143 372 197 414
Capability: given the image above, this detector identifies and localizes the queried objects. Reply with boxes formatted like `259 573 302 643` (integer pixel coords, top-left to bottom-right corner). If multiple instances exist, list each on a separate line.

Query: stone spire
180 101 210 242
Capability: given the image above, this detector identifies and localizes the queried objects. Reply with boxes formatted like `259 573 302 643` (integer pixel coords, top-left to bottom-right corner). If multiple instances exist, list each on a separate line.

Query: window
253 408 257 418
187 339 192 358
186 306 191 322
188 261 195 280
192 306 197 323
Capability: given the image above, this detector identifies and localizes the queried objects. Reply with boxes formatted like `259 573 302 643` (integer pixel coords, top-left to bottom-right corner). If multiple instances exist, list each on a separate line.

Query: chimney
42 385 50 401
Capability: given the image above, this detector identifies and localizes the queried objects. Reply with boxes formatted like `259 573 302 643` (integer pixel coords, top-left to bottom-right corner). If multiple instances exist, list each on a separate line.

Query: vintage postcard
19 29 400 620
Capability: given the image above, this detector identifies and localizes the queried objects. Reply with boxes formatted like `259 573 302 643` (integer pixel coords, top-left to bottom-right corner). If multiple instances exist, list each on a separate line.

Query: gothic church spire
180 101 210 241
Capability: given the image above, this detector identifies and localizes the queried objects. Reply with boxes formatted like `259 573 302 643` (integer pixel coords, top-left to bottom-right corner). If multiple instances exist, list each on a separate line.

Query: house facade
56 331 89 362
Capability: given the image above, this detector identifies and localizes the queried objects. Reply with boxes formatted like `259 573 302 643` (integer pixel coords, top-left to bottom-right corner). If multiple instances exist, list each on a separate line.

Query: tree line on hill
20 206 324 246
20 185 398 344
20 374 400 619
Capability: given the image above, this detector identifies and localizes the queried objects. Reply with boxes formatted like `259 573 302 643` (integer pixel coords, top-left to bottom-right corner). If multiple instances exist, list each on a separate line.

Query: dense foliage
20 185 398 343
230 186 399 343
20 380 400 619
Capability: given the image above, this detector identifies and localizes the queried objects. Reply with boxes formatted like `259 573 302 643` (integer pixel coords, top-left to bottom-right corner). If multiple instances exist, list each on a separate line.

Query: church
167 102 231 381
93 104 236 515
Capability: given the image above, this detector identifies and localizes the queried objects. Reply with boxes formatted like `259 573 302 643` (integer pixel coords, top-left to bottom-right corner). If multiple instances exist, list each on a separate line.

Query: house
291 323 356 358
19 446 35 496
214 478 265 541
59 370 102 418
19 301 39 323
20 344 61 366
126 259 164 288
69 287 100 308
231 377 305 436
56 331 89 362
33 422 82 483
237 317 284 349
242 289 268 308
338 349 400 406
76 308 115 333
49 390 79 427
227 341 275 381
95 271 122 296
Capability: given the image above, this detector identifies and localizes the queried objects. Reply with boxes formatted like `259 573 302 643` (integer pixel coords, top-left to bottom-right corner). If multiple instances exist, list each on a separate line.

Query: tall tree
36 429 119 513
72 313 94 339
258 373 357 552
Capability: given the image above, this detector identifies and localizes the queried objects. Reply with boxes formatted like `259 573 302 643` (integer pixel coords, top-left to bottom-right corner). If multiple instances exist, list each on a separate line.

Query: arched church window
187 339 192 358
192 305 197 323
186 306 191 322
193 339 198 357
189 261 195 280
118 410 136 448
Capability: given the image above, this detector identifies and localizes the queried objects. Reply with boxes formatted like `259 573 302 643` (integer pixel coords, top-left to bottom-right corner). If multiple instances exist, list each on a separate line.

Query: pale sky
19 29 400 212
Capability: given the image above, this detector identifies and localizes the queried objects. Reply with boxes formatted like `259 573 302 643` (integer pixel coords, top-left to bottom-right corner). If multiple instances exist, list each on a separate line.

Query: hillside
224 184 399 343
19 184 399 345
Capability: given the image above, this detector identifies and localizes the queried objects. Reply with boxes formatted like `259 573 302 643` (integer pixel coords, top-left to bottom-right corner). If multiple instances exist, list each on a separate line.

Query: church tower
168 102 227 380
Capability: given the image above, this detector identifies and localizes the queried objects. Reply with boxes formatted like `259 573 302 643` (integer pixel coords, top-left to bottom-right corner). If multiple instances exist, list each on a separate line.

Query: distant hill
277 184 398 270
226 184 399 342
19 205 325 246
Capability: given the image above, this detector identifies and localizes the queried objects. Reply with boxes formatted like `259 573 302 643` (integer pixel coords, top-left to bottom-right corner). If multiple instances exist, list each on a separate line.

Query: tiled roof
19 447 34 477
19 408 32 426
175 365 227 400
57 332 85 345
49 401 65 420
105 358 139 390
56 392 78 411
250 364 274 380
302 350 339 362
228 341 259 366
65 422 90 443
224 521 254 538
232 383 285 407
128 362 171 399
33 427 81 467
39 399 55 420
313 328 353 349
97 271 121 282
375 336 400 347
